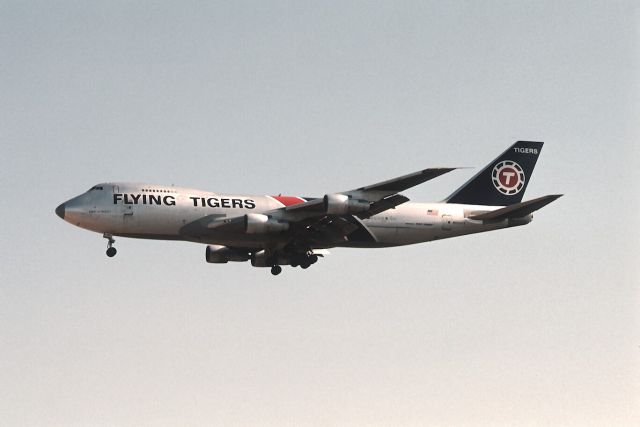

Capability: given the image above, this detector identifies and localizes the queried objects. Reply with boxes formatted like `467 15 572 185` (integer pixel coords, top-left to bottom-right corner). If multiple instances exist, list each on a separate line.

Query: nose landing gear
104 233 117 257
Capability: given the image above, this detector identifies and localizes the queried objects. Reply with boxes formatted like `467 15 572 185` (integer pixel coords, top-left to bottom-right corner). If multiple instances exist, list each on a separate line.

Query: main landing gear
290 254 318 269
104 233 117 257
269 253 319 276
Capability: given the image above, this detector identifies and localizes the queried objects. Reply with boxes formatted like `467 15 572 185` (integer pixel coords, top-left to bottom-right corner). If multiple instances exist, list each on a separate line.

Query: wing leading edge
344 167 457 200
181 166 457 239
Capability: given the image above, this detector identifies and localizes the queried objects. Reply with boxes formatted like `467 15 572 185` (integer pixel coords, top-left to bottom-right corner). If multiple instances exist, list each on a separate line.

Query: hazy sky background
1 1 638 426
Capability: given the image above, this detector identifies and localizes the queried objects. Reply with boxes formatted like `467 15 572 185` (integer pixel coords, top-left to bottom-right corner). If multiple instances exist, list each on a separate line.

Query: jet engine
205 245 250 263
244 213 289 234
251 250 272 267
323 194 370 215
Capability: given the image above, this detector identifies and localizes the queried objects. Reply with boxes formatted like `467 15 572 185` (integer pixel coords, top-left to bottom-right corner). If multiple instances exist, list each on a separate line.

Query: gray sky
1 1 638 426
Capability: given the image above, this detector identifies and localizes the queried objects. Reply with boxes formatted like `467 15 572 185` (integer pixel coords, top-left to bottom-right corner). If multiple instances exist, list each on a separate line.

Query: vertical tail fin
445 141 543 206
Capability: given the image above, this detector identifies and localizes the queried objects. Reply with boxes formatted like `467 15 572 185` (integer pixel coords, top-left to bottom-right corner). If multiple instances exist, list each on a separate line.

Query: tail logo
492 160 525 195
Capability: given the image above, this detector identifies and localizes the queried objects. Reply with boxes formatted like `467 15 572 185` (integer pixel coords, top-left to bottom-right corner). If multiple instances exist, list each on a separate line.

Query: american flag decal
427 209 439 216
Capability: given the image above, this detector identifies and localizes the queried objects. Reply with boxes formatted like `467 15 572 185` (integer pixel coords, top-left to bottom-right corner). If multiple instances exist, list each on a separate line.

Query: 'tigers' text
189 197 255 209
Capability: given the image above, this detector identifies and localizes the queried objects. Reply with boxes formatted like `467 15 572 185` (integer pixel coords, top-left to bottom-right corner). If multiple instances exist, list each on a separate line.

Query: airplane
55 141 561 275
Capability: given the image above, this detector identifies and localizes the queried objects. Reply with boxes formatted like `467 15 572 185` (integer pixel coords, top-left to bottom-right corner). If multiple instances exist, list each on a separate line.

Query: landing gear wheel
271 265 282 276
297 253 317 269
104 233 116 258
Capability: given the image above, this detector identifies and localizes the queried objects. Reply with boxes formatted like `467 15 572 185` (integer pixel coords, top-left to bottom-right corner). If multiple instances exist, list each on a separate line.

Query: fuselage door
112 185 133 220
442 214 452 231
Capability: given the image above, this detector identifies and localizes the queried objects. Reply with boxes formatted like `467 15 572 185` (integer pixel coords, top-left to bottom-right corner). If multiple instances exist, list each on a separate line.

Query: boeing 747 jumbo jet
56 141 561 275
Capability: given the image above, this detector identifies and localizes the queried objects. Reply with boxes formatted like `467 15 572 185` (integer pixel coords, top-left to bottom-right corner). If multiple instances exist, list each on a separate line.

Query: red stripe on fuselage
271 195 306 206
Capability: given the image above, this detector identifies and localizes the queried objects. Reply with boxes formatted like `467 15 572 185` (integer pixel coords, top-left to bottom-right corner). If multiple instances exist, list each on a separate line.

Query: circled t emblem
492 160 525 195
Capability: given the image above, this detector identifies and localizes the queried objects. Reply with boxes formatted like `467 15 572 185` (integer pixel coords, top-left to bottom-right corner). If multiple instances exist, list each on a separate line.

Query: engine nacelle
205 245 250 263
244 213 289 234
251 250 271 267
323 194 370 215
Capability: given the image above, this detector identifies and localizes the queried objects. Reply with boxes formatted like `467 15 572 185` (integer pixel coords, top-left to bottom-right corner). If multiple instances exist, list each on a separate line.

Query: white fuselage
59 182 529 250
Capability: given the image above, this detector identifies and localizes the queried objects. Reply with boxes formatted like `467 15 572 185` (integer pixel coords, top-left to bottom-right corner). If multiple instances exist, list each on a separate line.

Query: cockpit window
89 186 104 191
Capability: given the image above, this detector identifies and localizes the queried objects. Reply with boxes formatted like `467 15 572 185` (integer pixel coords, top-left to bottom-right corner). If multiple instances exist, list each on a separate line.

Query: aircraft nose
55 203 65 219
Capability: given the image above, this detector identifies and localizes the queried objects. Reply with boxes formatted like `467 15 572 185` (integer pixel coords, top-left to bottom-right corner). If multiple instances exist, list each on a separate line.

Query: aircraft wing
278 167 455 214
343 167 457 200
183 167 456 245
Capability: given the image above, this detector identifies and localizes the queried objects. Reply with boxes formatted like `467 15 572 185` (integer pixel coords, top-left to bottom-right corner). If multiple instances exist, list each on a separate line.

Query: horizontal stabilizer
468 194 563 221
